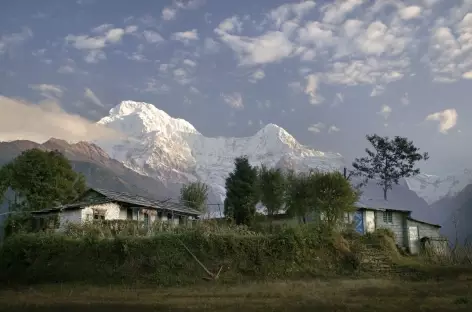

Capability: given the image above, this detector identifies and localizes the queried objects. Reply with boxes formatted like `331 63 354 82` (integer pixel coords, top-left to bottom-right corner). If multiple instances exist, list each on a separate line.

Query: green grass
2 276 472 312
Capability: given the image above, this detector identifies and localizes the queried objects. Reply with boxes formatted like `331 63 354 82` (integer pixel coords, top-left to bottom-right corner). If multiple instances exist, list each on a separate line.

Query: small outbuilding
342 196 444 255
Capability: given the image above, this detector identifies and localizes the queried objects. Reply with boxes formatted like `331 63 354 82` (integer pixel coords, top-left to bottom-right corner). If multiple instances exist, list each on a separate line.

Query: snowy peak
98 100 199 137
94 100 346 207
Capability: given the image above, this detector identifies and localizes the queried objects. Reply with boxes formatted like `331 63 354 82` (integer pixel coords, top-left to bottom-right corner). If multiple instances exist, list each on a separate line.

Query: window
383 211 393 223
143 212 149 226
157 211 163 219
93 211 105 221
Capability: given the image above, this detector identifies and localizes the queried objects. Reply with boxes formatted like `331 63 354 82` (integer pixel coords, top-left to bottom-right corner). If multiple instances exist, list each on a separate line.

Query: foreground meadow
1 276 472 312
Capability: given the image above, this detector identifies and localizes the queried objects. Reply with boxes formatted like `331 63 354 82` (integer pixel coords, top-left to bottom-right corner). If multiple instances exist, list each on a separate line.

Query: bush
0 225 363 287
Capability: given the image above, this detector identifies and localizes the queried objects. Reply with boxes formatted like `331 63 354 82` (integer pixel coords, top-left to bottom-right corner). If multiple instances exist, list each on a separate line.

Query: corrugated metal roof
355 195 412 213
92 188 202 216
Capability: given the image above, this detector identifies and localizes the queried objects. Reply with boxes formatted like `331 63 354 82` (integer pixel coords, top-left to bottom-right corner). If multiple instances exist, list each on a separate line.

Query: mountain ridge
95 101 346 206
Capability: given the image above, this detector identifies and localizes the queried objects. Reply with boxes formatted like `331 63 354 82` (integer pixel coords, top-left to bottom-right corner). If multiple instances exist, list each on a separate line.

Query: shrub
0 224 363 286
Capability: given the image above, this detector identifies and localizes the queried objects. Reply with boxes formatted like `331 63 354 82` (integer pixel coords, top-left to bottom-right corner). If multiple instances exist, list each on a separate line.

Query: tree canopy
313 171 359 227
258 165 286 219
284 170 319 223
0 148 86 211
351 134 429 200
224 156 259 225
180 181 209 213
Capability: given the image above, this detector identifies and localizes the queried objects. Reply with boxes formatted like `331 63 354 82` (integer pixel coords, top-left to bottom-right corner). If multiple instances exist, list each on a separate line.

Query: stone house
31 188 201 229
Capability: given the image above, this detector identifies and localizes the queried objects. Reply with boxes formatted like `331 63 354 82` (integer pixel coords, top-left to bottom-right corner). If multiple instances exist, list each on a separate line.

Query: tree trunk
383 187 388 200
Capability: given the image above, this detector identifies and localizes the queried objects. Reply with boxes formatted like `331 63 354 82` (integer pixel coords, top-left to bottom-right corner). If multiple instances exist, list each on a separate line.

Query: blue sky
1 0 471 175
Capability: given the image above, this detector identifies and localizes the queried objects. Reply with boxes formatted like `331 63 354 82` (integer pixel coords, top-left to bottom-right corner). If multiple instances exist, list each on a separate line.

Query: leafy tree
351 134 429 200
314 171 359 228
224 156 259 225
180 181 209 213
0 148 86 212
258 165 286 221
284 170 321 223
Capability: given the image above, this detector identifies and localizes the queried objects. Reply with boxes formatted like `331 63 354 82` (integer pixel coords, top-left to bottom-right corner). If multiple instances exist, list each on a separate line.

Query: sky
1 0 471 176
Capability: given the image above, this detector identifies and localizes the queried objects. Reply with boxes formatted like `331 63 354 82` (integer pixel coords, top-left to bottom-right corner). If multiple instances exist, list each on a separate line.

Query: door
143 213 149 227
409 226 419 255
365 211 376 233
353 211 364 234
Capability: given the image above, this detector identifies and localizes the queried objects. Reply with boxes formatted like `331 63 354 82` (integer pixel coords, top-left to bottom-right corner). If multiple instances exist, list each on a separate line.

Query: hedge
0 225 361 286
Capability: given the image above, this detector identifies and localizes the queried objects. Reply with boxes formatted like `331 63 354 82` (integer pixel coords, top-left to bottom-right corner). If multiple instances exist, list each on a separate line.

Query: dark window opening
127 208 133 220
167 213 173 220
143 212 149 225
157 211 163 219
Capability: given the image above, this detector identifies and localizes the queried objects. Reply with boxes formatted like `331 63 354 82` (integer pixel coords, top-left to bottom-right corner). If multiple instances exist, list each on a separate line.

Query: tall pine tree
224 156 259 225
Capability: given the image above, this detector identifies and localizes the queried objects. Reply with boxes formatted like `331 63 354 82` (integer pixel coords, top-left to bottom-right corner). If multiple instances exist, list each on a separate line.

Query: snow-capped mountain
404 170 472 204
96 101 345 204
94 100 470 211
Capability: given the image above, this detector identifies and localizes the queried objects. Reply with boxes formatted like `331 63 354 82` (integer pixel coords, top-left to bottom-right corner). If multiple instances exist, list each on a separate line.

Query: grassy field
1 276 472 312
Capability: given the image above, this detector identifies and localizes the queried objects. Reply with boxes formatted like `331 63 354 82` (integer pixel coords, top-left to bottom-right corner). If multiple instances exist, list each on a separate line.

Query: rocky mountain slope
0 139 179 200
430 184 472 244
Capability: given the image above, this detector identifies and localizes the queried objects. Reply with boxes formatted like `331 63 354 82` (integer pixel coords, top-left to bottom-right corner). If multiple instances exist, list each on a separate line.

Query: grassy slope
1 277 472 312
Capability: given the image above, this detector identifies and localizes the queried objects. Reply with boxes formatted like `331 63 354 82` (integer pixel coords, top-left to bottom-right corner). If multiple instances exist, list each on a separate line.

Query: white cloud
427 13 472 82
328 125 340 133
162 7 177 21
57 59 78 74
308 122 325 133
463 71 472 79
183 59 197 67
321 0 364 24
143 78 170 94
425 108 458 134
92 24 113 34
222 92 244 109
217 16 243 34
84 88 104 107
215 30 294 65
143 30 164 43
249 69 265 83
398 6 422 20
305 74 324 104
0 27 33 56
171 29 199 43
161 0 205 21
269 1 317 28
325 59 407 86
0 96 119 143
297 21 335 48
125 25 138 34
85 50 106 63
377 104 392 119
29 84 64 99
370 84 386 97
173 68 192 85
65 25 130 63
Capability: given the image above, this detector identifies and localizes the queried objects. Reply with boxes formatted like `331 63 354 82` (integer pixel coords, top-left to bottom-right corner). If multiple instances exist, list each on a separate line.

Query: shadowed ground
1 277 472 312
